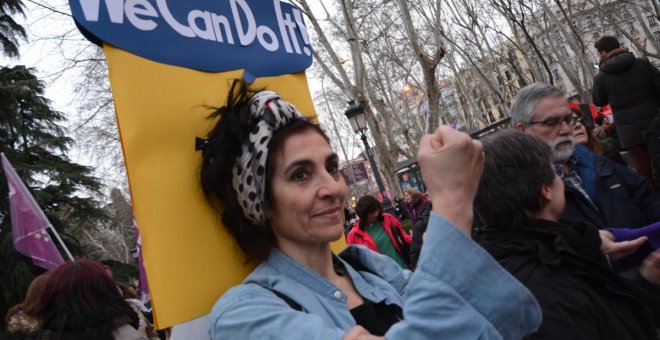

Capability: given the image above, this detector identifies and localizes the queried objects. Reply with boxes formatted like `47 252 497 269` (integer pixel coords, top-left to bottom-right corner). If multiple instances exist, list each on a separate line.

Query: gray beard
550 136 576 162
553 147 574 162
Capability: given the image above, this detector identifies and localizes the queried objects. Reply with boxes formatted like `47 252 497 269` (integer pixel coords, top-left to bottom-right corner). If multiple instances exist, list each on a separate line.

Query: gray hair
510 82 565 127
475 129 556 229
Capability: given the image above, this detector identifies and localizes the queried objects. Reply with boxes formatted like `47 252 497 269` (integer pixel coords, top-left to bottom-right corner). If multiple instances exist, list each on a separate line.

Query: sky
5 0 364 191
7 1 84 111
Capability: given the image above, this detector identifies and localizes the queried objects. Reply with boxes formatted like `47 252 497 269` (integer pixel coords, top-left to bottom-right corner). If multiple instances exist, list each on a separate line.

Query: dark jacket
562 145 660 229
647 116 660 171
592 48 660 148
477 219 657 340
409 204 431 270
393 202 409 221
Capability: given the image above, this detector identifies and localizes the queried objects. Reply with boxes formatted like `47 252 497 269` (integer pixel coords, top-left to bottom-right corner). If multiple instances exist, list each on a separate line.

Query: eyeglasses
528 115 580 128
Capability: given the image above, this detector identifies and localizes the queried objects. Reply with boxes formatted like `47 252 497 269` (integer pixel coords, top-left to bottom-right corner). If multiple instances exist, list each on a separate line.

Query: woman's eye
327 163 339 174
291 169 308 181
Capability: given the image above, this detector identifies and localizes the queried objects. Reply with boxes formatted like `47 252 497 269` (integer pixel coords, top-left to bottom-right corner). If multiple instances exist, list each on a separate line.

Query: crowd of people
5 260 158 340
6 35 660 339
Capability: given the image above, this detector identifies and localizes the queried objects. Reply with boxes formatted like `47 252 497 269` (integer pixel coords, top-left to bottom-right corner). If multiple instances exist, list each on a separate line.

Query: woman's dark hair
571 107 602 153
355 195 383 225
200 79 329 262
475 130 556 230
31 259 137 340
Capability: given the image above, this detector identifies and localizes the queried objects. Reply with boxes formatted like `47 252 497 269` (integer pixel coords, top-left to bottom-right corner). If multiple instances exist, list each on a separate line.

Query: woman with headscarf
199 80 540 339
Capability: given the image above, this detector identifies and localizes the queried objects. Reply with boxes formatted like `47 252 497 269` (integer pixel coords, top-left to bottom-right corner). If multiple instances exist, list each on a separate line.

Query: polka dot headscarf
232 90 305 225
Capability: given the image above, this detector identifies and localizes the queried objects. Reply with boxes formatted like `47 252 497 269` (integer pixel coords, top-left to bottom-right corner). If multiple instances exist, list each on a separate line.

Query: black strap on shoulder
263 255 387 313
338 252 377 275
267 288 304 312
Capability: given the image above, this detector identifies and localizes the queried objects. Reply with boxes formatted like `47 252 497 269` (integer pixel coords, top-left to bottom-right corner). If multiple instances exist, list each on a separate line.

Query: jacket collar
477 219 605 267
599 48 635 73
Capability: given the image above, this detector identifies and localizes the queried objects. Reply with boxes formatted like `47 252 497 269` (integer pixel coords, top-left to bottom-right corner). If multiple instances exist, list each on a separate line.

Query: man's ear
539 184 552 203
515 123 527 132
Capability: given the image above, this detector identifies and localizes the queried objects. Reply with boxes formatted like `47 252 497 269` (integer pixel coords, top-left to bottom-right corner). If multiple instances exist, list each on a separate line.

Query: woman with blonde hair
404 188 432 269
6 272 51 337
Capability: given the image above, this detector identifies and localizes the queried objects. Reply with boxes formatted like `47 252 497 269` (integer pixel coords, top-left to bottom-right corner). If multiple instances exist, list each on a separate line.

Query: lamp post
344 100 394 214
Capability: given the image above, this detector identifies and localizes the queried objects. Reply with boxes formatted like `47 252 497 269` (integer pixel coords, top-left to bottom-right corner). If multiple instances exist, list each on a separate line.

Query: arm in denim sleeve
385 213 542 340
210 213 541 340
331 213 541 339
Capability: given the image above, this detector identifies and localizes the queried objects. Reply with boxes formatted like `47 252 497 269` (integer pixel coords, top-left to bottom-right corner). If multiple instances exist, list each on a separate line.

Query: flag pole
47 224 74 261
1 152 72 266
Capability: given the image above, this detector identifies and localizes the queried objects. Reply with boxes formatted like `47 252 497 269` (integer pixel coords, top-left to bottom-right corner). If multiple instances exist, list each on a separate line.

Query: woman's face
403 192 412 204
267 129 347 249
573 121 588 145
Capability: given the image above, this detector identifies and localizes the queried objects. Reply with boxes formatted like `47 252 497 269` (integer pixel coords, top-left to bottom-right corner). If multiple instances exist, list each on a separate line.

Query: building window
622 6 631 18
549 55 556 65
629 22 636 34
553 30 562 41
552 68 560 80
649 15 658 27
563 46 570 56
508 49 517 62
655 31 660 43
586 16 594 26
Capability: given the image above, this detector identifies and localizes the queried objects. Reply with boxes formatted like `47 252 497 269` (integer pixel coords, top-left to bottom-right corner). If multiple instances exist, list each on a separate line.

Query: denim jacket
209 213 541 339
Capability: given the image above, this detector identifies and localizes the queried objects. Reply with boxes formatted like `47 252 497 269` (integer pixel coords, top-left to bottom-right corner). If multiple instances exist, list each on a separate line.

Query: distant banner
69 0 312 79
340 162 369 185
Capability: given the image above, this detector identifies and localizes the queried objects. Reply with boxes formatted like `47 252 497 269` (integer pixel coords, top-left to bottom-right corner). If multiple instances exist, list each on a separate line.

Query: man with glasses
510 83 660 267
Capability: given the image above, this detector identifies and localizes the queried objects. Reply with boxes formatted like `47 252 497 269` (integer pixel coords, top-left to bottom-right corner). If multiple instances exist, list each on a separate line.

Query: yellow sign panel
104 45 345 328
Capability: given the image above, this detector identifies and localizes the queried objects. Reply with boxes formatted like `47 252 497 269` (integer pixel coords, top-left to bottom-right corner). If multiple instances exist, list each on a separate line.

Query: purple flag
134 220 150 302
1 153 64 270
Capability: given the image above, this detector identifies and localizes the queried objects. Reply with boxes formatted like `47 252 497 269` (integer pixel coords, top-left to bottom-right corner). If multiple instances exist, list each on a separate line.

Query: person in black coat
648 116 660 179
392 196 409 222
592 36 660 184
474 130 660 340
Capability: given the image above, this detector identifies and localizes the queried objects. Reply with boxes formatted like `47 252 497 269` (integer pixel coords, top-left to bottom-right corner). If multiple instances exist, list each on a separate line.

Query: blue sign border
69 0 314 79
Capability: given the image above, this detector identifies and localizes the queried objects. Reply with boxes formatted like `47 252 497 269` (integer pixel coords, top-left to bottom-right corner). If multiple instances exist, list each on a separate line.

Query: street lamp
344 100 394 214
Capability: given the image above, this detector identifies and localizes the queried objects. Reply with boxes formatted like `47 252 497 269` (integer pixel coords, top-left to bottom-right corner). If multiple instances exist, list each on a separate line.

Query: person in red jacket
347 195 412 269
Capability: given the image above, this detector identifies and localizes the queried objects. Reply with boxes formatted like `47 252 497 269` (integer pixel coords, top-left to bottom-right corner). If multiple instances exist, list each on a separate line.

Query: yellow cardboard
103 44 346 329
